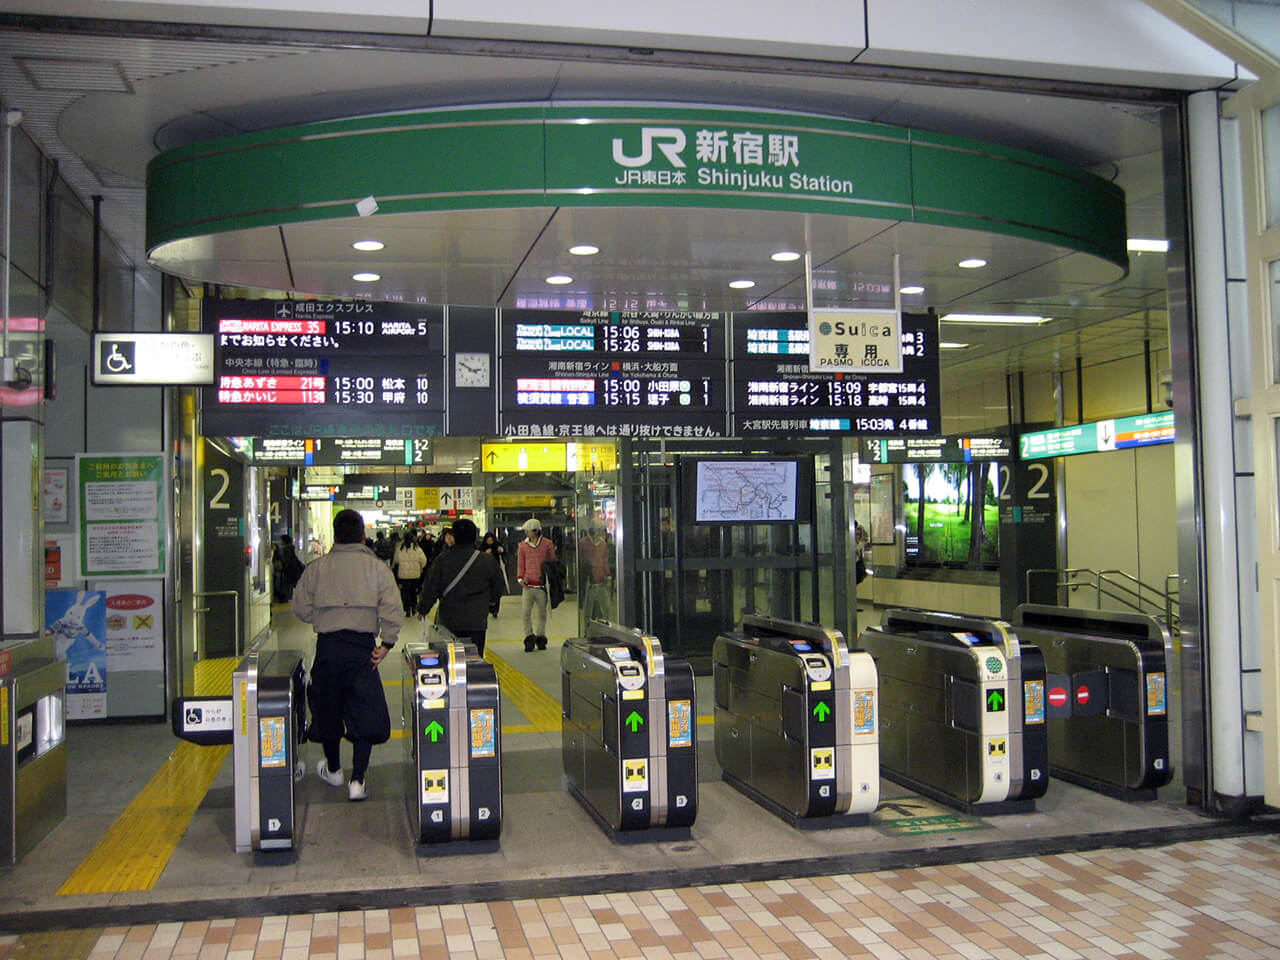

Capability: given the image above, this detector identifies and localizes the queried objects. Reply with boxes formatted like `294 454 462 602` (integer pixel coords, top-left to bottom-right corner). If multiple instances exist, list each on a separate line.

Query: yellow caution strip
57 739 229 895
193 656 240 697
483 647 562 733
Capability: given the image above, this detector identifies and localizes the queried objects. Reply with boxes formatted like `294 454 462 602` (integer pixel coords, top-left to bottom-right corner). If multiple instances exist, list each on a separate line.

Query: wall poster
76 453 167 579
869 473 896 545
46 589 108 720
43 467 69 524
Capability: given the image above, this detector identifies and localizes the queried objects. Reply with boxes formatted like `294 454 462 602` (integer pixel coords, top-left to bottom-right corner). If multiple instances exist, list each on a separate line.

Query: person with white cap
516 517 556 651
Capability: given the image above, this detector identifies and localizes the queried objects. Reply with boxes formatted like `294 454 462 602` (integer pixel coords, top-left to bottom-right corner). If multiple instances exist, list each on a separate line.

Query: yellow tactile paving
192 656 240 697
483 646 563 733
56 739 229 896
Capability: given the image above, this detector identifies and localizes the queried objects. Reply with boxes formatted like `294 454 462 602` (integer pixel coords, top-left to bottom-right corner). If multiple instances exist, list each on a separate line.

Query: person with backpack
416 519 506 656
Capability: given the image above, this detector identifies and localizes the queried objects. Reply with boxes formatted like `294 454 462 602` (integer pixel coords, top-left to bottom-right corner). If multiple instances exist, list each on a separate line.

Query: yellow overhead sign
490 494 555 508
567 442 617 473
481 442 568 473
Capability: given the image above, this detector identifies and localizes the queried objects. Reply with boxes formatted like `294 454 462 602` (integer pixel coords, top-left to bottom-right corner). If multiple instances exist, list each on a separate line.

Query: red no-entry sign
1076 685 1091 706
1048 687 1068 708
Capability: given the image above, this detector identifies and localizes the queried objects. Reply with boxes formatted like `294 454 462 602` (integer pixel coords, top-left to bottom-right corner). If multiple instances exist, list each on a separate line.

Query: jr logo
612 127 687 168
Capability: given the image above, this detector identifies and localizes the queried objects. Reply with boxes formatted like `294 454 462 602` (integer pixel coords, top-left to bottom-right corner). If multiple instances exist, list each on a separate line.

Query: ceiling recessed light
940 313 1051 325
771 251 802 262
729 279 756 289
352 272 380 282
569 244 600 256
351 240 384 252
940 342 970 349
899 285 925 295
546 275 573 285
958 258 987 269
1127 238 1169 253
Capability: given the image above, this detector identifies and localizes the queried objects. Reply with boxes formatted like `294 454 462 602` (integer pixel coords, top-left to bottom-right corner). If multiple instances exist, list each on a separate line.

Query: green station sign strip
1019 411 1175 461
148 103 1127 269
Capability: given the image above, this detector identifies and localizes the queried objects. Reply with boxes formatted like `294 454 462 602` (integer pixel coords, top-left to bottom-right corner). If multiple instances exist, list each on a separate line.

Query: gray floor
0 599 1235 928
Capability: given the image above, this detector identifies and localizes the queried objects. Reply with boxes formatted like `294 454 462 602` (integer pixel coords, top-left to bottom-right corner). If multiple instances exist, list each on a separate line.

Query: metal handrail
193 589 242 658
1024 567 1179 624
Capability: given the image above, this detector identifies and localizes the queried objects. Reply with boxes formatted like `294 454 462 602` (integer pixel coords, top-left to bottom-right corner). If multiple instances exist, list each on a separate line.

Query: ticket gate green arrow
813 701 831 721
425 720 445 742
625 710 644 732
987 689 1005 712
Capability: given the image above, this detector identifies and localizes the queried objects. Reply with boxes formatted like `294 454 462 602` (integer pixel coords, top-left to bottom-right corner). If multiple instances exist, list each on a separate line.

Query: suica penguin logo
612 127 687 168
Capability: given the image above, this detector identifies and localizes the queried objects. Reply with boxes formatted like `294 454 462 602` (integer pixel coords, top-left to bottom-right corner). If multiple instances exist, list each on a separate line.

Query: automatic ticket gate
173 642 308 854
1013 604 1173 800
857 609 1048 814
561 621 697 839
401 624 502 848
713 616 879 826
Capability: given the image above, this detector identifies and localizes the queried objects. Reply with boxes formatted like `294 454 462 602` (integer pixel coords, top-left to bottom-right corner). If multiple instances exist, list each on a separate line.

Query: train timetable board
201 299 446 438
732 311 940 436
247 437 433 466
500 309 729 438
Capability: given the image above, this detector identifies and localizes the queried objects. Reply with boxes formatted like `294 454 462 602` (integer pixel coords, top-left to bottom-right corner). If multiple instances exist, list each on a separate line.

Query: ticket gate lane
172 643 308 856
713 615 879 828
857 609 1047 815
561 620 697 840
402 625 502 849
1013 604 1172 799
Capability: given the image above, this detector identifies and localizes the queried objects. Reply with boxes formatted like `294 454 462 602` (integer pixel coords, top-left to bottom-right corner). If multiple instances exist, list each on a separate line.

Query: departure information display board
201 299 446 438
860 434 1012 463
500 310 728 438
247 437 433 466
732 311 940 436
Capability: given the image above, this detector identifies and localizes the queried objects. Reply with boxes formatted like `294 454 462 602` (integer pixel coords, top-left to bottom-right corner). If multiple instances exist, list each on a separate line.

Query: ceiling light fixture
940 313 1052 325
957 258 987 269
546 275 573 285
569 244 600 256
771 251 802 262
1127 238 1170 253
351 240 384 252
729 279 756 289
940 342 971 349
352 272 380 282
899 285 925 295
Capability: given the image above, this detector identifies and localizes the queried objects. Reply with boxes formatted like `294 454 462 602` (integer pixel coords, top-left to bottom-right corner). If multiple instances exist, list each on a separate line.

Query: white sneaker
316 758 344 787
348 778 368 802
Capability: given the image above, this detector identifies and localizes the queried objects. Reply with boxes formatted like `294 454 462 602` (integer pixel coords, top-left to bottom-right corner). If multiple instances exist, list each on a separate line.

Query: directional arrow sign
425 720 445 742
624 711 644 732
986 689 1005 712
813 700 831 722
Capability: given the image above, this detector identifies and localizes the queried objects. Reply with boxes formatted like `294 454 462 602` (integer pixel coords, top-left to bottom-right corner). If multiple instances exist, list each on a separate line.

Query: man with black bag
416 519 507 656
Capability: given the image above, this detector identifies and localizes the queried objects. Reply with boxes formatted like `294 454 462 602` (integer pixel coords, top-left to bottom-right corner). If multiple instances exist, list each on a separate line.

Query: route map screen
684 457 813 525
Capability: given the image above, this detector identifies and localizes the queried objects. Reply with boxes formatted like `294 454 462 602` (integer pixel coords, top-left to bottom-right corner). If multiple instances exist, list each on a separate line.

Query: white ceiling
0 21 1179 388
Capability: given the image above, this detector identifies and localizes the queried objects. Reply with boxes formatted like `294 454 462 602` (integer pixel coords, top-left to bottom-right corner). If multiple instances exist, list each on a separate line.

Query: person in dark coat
416 519 506 656
277 534 305 601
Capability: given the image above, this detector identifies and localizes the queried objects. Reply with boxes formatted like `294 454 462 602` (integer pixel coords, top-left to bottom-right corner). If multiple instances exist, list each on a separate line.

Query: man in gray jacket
291 508 402 801
417 518 506 656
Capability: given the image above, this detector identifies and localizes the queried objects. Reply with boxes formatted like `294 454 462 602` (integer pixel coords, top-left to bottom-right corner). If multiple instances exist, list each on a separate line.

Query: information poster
77 454 166 579
95 580 164 674
44 535 78 589
869 474 896 544
43 467 69 523
47 589 108 719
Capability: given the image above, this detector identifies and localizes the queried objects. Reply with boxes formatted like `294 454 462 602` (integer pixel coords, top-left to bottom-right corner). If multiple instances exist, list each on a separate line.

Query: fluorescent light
352 272 380 282
351 240 384 252
958 258 987 269
729 279 756 289
1127 238 1169 253
569 244 600 256
899 285 925 295
941 313 1051 325
546 275 573 285
771 251 802 262
940 342 970 349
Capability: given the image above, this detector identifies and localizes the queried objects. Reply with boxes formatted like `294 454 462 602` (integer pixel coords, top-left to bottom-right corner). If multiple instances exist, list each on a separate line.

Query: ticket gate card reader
402 629 502 850
561 621 697 841
858 610 1047 815
1013 604 1173 800
713 616 879 827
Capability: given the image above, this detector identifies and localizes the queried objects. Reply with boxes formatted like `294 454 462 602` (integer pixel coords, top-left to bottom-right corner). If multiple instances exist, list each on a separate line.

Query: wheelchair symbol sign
101 341 135 376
